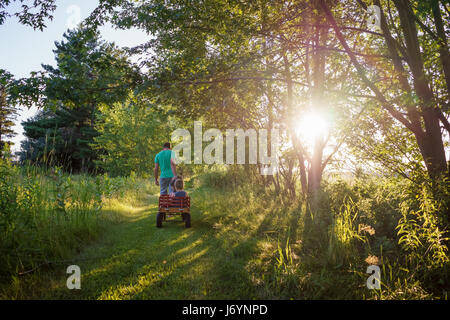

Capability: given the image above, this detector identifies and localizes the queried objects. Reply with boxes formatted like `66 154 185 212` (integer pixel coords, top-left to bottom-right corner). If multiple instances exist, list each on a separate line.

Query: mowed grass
3 176 419 300
2 172 447 300
6 183 293 300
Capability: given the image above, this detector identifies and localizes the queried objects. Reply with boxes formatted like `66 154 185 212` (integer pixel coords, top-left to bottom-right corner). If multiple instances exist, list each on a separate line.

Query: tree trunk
308 5 328 195
283 53 308 196
393 0 448 178
321 0 448 180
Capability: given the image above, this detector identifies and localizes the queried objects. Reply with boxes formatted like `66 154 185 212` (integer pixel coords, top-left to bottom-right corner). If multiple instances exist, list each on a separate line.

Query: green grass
2 178 310 299
2 185 265 299
1 171 447 300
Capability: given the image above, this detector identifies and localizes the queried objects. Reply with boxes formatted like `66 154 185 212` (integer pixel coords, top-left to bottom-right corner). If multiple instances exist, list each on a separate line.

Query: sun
295 113 329 144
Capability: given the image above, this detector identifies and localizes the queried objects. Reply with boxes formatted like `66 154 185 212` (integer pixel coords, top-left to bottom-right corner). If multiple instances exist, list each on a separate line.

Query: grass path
32 191 261 299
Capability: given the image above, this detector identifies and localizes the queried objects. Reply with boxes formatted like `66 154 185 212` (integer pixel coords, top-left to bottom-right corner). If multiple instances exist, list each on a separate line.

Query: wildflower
359 224 376 235
365 255 379 265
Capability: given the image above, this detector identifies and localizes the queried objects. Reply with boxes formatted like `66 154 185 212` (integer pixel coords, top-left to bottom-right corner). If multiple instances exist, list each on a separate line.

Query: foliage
0 69 17 153
16 27 141 172
397 177 450 270
0 0 57 30
10 27 141 110
92 94 174 176
327 197 367 267
20 106 99 172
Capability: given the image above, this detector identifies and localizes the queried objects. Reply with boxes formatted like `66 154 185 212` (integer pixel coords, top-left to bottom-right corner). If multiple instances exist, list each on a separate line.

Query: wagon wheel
156 212 164 228
184 213 191 228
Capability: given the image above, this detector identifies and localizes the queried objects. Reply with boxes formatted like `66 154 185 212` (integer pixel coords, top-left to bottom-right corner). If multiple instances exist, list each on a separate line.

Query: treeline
1 27 174 176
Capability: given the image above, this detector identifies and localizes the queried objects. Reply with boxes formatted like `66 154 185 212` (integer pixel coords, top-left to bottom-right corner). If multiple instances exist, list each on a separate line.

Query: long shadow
130 204 266 299
201 206 283 299
44 193 292 300
46 209 211 299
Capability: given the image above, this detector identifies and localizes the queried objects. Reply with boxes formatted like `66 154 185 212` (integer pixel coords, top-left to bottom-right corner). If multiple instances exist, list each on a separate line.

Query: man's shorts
160 177 174 195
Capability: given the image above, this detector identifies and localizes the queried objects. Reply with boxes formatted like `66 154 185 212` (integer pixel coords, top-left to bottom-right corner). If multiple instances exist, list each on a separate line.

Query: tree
20 106 99 171
17 27 141 172
10 27 141 110
0 86 17 153
88 0 356 199
92 94 174 176
0 69 17 155
318 0 449 180
0 0 57 30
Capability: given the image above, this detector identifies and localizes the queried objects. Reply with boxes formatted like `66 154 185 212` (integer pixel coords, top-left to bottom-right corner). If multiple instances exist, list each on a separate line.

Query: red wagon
157 195 191 228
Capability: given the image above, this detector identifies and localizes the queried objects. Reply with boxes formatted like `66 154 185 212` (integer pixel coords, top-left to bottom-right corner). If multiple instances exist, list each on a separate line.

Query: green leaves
9 27 141 110
92 94 174 177
0 0 57 31
15 27 145 172
397 179 450 268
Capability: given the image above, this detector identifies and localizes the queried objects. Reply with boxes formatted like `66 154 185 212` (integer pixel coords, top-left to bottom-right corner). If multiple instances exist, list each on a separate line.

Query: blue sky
0 0 149 152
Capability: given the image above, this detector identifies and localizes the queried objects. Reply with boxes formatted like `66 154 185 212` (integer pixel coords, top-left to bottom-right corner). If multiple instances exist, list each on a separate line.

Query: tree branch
318 0 419 135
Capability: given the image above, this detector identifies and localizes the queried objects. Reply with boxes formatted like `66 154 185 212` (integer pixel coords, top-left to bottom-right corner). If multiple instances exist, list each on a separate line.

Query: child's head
170 175 182 187
174 178 184 191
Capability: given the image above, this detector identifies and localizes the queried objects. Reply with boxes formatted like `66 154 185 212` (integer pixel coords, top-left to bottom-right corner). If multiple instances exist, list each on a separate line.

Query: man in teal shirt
154 142 177 195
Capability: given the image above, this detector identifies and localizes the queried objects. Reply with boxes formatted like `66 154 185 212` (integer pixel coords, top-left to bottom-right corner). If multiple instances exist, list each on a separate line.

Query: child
169 175 182 194
170 178 187 198
169 178 188 220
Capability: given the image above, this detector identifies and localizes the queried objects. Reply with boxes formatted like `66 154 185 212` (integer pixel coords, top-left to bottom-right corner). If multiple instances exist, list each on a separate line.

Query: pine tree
20 105 98 171
0 86 17 154
18 27 139 172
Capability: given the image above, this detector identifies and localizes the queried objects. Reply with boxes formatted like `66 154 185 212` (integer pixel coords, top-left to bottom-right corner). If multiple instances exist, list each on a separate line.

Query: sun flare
295 113 329 143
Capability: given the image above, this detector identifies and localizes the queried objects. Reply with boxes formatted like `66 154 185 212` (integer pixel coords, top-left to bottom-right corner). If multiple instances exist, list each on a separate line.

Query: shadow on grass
20 188 309 300
44 203 267 300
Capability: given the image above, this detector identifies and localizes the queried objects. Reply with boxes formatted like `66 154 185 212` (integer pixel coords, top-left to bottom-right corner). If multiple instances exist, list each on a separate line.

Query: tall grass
1 159 448 299
190 168 449 299
0 156 151 285
326 197 367 268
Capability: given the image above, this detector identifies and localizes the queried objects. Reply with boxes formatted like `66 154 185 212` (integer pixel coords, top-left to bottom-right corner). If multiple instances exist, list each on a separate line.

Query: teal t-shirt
155 149 175 179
